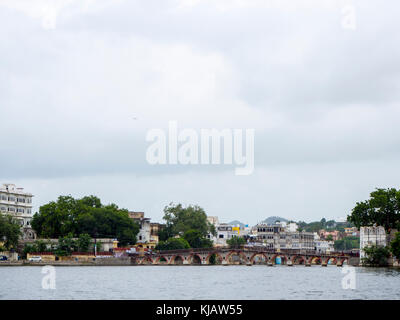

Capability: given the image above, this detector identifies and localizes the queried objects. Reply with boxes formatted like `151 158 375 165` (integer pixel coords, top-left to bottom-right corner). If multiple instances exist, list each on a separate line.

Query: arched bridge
130 246 358 266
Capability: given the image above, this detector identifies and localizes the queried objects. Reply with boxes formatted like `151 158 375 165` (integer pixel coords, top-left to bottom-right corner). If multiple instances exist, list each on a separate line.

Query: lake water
1 265 400 300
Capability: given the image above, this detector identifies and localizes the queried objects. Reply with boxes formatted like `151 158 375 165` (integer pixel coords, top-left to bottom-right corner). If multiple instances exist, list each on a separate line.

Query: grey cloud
1 0 400 222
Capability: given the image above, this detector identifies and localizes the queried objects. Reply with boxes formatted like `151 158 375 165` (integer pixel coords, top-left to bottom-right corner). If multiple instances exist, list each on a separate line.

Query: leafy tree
56 233 76 256
334 236 360 251
347 188 400 231
362 245 391 266
183 229 213 249
326 235 333 241
31 195 139 245
22 240 52 258
227 236 246 247
23 243 38 258
77 233 91 252
35 240 47 252
160 203 216 248
158 224 174 242
390 232 400 259
162 203 216 237
0 214 22 250
155 237 191 251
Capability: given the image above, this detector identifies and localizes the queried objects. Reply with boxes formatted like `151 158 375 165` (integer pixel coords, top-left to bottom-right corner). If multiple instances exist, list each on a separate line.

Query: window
219 234 224 238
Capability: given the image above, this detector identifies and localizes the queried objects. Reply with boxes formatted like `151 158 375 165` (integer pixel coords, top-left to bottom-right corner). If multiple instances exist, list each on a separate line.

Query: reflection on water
1 265 400 300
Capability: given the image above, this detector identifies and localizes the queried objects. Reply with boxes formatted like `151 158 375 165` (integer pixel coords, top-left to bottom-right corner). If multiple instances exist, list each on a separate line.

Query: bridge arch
206 252 222 265
324 257 337 265
272 254 288 265
250 253 268 264
155 256 169 265
140 256 153 265
292 255 306 265
226 251 247 264
189 254 202 265
309 256 322 265
172 255 184 265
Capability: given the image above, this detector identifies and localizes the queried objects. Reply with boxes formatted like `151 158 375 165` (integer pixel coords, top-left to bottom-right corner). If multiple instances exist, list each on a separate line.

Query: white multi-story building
207 223 242 246
360 226 387 259
285 222 299 232
128 211 152 245
314 233 334 253
252 223 314 250
0 183 36 240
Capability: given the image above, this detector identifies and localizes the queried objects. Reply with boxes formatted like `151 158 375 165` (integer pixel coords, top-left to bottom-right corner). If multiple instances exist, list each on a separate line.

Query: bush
156 237 190 251
390 232 400 259
227 236 246 247
362 245 391 267
183 229 213 249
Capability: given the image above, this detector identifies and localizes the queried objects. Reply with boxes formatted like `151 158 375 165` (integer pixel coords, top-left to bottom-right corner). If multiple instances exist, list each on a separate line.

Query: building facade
313 233 335 253
319 229 340 241
129 211 158 249
360 226 387 259
0 183 36 240
252 223 315 250
206 223 242 247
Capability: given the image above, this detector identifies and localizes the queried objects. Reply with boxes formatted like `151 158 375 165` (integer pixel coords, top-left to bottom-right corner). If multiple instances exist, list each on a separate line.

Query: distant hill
228 220 247 228
262 216 289 224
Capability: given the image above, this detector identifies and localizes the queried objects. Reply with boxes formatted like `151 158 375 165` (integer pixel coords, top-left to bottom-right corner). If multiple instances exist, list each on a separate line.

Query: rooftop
0 184 33 196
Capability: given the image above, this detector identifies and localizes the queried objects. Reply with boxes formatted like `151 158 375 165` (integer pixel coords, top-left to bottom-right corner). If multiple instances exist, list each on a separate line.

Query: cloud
1 0 400 222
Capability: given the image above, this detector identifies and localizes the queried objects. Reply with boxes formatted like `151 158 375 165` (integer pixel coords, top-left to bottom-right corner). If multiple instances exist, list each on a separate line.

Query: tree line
31 195 139 245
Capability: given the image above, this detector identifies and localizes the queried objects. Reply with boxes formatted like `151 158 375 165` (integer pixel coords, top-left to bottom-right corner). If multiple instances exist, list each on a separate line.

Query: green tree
77 233 91 252
31 195 139 245
0 214 22 250
158 224 174 242
390 232 400 259
362 245 391 267
334 236 359 251
56 233 76 256
227 236 246 247
347 188 400 231
35 240 47 252
156 237 191 251
162 203 216 237
160 203 216 248
23 243 38 258
183 229 213 249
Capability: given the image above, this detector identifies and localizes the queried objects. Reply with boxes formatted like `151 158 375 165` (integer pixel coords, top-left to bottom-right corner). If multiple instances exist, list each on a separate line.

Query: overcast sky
1 0 400 225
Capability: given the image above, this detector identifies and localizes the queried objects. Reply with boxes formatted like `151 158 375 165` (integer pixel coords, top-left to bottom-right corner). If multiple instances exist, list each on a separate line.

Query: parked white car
28 256 42 262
